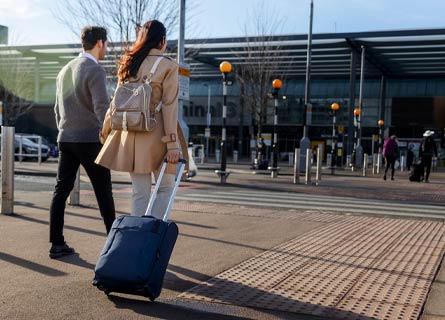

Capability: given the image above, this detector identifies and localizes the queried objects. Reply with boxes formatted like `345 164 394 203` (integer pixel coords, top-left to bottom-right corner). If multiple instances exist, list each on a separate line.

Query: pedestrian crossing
176 189 445 220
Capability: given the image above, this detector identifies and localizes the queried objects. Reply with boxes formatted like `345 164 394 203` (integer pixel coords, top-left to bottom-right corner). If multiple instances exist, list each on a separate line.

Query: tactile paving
179 215 445 320
173 200 344 222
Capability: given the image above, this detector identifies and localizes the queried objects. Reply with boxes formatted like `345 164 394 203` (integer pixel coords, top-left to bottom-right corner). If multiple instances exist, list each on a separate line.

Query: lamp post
352 108 361 169
215 61 232 184
204 84 211 159
330 103 340 174
377 119 384 173
300 0 314 172
269 79 282 178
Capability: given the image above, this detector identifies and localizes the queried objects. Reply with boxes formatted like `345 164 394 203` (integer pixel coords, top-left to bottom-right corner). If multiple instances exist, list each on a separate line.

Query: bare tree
51 0 199 80
52 0 179 45
0 51 34 125
235 3 286 141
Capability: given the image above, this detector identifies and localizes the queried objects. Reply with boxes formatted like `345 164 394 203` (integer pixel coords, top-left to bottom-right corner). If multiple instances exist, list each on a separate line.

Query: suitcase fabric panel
94 216 167 286
147 222 179 297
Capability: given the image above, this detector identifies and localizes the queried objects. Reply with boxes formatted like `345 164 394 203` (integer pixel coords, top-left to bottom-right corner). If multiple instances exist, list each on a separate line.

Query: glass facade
187 78 445 156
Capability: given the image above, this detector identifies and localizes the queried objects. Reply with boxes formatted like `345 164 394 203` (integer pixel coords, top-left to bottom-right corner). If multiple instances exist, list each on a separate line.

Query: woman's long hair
118 20 166 83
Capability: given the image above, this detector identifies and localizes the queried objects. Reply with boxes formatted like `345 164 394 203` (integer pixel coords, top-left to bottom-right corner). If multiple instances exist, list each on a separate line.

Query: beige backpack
110 56 163 132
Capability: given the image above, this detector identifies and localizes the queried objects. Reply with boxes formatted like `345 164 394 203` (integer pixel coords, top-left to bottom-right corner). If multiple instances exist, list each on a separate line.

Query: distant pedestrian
419 130 438 183
49 26 116 259
257 137 266 161
406 144 414 171
382 135 398 181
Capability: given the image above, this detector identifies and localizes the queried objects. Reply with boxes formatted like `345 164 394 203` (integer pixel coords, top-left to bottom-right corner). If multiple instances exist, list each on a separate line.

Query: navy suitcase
93 159 186 301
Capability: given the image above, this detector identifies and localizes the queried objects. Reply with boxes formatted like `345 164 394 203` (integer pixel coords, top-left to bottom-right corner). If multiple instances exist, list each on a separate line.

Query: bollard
316 147 322 183
326 153 332 169
377 153 382 174
18 136 23 163
400 155 405 172
1 126 15 215
305 148 311 184
233 150 238 164
293 148 300 184
251 151 257 164
38 136 42 165
288 152 294 167
197 147 204 164
69 169 80 205
363 153 368 177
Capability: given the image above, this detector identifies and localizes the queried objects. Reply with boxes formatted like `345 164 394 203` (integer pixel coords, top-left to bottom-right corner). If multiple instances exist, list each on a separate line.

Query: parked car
14 135 50 162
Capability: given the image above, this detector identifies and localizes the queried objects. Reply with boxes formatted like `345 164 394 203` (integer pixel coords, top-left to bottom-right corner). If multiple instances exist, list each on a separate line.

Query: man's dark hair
81 26 107 50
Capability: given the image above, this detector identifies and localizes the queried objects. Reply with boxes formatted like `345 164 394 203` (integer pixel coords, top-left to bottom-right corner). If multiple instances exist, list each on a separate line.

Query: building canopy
1 28 445 83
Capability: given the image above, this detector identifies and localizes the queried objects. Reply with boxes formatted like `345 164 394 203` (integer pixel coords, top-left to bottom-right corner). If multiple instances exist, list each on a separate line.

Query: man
419 130 438 183
49 26 115 259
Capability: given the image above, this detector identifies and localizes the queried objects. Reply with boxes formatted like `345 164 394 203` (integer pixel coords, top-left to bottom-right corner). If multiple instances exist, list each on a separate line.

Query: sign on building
178 62 190 101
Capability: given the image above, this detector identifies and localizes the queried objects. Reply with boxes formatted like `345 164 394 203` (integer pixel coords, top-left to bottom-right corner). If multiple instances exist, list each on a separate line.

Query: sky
1 0 445 46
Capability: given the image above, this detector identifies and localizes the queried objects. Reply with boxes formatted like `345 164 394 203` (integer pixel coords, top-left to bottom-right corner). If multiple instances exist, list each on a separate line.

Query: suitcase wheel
96 283 111 295
143 288 156 302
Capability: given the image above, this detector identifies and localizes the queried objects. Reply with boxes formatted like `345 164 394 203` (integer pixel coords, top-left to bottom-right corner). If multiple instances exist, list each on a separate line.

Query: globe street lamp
377 119 384 173
352 108 361 168
269 79 282 178
330 102 340 174
215 61 232 184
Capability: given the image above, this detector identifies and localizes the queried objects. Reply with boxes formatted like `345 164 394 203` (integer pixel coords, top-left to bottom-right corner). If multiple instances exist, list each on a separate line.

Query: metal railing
14 134 47 165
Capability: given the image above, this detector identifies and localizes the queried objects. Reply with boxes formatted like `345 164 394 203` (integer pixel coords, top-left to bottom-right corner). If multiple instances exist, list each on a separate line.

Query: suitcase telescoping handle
144 159 187 222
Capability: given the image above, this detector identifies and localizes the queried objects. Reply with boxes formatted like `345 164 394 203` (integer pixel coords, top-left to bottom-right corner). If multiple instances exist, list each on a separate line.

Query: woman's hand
99 130 106 144
166 148 180 163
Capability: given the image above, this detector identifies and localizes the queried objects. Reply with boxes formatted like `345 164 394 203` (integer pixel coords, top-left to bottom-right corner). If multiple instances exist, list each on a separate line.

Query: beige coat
95 49 187 174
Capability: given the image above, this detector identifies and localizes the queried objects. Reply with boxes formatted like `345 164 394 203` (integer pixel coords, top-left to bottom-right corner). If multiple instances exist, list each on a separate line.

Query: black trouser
384 156 396 178
421 155 433 181
49 142 115 245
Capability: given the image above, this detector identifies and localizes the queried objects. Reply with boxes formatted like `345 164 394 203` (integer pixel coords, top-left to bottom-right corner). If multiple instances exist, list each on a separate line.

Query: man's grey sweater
55 56 109 143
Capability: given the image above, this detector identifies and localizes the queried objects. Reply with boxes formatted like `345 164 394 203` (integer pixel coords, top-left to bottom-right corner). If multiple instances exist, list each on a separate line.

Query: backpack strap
146 56 163 83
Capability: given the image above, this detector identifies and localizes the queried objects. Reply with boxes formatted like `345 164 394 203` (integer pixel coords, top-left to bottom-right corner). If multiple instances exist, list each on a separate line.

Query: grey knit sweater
54 56 109 142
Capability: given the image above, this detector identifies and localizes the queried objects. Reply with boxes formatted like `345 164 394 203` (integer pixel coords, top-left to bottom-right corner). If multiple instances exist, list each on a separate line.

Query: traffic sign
178 63 190 100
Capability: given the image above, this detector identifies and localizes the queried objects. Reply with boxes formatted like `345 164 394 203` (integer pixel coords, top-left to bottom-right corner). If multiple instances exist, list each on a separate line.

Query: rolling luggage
92 159 186 301
409 162 423 182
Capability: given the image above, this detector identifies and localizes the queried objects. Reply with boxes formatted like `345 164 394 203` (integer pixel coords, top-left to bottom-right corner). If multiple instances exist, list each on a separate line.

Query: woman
96 20 187 218
382 135 398 181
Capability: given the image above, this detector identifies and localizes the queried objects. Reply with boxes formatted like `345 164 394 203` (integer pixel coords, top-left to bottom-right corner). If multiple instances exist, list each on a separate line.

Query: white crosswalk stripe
177 189 445 219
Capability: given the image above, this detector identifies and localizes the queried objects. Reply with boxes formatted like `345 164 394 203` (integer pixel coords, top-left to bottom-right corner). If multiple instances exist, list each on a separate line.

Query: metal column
357 46 365 147
177 0 189 142
303 0 313 138
34 58 40 102
300 0 313 171
347 50 357 156
379 75 386 124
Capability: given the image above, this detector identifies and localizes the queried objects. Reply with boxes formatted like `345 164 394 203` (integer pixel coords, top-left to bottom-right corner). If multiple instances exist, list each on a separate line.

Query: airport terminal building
1 28 444 158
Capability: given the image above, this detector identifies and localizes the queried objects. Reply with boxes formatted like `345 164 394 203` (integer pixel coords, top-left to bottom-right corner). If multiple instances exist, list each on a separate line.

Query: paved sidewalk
1 160 444 319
